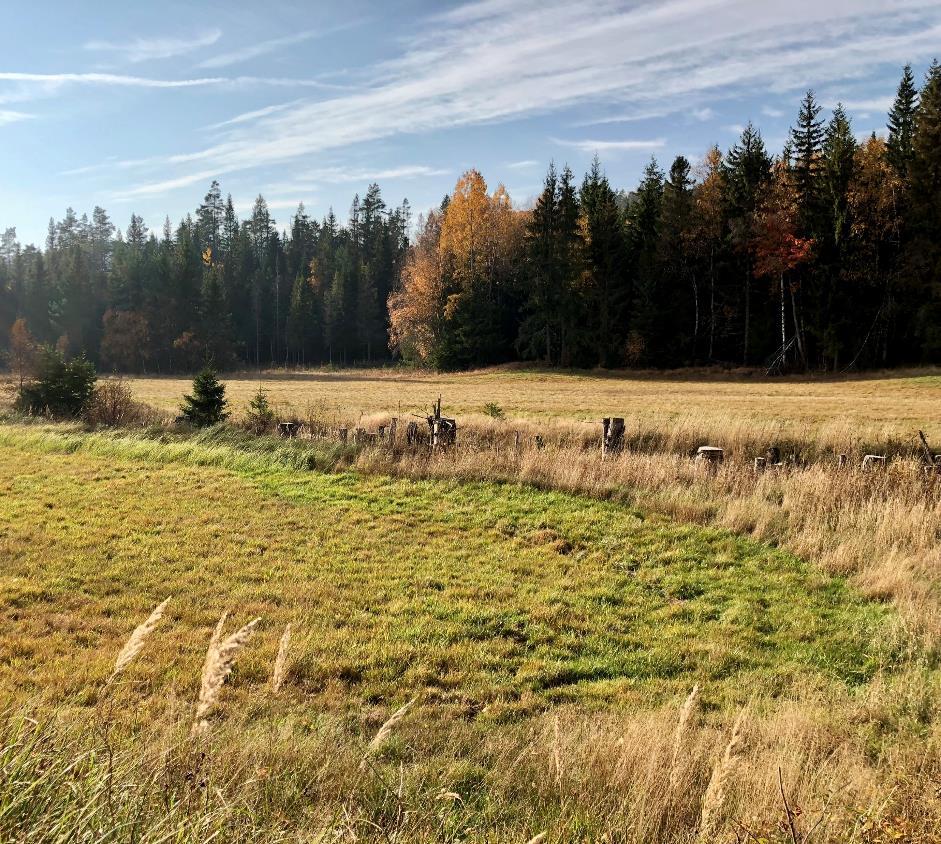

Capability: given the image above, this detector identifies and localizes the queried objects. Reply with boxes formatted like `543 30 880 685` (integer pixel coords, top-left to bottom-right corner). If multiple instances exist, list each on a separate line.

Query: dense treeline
2 63 940 373
0 184 410 372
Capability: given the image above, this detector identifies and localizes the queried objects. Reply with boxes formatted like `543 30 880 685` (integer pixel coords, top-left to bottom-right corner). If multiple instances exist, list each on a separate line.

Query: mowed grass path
125 367 941 439
0 426 892 720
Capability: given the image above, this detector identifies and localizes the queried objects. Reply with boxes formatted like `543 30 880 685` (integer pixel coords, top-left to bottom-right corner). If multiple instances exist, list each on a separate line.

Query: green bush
14 347 97 418
180 364 228 427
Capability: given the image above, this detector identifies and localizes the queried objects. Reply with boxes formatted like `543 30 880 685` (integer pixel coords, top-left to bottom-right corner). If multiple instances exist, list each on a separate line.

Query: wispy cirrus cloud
552 137 666 152
199 21 369 69
63 0 941 199
506 159 540 169
0 71 226 89
0 109 33 126
83 30 222 63
299 165 450 183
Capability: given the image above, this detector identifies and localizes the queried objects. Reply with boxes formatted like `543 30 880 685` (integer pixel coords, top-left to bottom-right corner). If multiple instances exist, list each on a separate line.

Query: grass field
123 366 941 448
1 367 940 841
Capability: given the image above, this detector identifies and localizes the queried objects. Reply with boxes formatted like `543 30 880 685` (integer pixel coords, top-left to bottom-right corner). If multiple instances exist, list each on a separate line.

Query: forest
1 62 939 374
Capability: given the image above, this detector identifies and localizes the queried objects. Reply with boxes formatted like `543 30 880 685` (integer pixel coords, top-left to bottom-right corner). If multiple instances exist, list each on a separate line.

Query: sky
2 0 940 246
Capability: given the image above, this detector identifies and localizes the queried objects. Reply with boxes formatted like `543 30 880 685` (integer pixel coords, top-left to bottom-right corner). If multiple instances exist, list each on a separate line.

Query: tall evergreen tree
887 64 919 179
725 124 772 363
580 157 627 367
909 60 941 357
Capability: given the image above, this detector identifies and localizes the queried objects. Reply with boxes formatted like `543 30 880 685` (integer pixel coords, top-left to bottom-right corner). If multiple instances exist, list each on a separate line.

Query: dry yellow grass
118 366 941 450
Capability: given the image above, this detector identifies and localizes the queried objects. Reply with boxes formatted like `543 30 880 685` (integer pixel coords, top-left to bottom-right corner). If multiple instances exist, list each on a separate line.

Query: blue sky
2 0 940 246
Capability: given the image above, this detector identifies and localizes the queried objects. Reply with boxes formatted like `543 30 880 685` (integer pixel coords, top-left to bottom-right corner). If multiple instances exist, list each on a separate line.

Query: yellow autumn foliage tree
389 170 524 367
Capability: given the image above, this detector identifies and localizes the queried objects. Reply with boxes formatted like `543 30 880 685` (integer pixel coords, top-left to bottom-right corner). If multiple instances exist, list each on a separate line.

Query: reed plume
668 683 700 790
270 623 292 693
699 705 747 839
192 614 260 736
361 696 417 765
107 597 171 683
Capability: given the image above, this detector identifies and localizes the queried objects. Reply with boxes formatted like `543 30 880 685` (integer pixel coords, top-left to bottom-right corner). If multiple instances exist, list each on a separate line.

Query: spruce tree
580 156 627 367
626 158 665 364
658 156 696 361
519 162 559 363
725 124 771 364
823 104 857 249
887 64 919 179
180 363 228 427
909 60 941 357
789 91 826 236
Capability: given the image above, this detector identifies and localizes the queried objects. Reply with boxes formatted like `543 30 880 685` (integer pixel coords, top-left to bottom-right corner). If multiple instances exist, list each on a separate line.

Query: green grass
0 423 895 719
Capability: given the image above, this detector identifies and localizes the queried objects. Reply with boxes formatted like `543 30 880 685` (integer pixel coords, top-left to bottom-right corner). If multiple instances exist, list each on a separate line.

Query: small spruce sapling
180 364 229 427
245 385 276 434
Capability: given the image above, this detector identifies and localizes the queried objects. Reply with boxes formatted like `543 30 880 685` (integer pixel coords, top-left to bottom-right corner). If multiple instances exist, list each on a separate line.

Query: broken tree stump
601 417 625 459
695 446 724 471
753 456 767 472
277 421 299 438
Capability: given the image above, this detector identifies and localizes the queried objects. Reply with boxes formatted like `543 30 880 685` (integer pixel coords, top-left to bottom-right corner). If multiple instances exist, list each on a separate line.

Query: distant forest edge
2 63 941 374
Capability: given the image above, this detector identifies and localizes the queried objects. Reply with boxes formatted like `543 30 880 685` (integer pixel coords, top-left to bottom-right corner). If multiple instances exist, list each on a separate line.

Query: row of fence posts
276 410 940 475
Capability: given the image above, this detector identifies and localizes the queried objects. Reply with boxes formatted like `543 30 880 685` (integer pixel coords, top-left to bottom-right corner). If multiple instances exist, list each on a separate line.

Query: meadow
125 366 941 450
1 367 940 842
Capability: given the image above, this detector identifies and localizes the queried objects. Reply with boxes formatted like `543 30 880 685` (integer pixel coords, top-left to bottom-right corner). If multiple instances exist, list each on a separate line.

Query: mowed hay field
126 366 941 448
1 369 941 841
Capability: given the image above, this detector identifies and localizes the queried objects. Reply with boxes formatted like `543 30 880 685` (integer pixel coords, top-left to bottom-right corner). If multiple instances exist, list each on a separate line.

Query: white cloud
692 107 715 121
199 31 322 69
203 100 305 131
552 137 666 152
837 96 894 113
506 159 540 169
83 30 222 63
64 0 941 197
0 109 32 126
199 21 369 69
0 72 350 94
298 165 450 183
762 105 785 118
725 123 747 135
0 71 225 89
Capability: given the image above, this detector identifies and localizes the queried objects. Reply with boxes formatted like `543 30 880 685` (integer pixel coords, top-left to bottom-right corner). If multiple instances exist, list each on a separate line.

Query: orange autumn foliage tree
8 318 37 387
754 160 813 362
388 210 447 365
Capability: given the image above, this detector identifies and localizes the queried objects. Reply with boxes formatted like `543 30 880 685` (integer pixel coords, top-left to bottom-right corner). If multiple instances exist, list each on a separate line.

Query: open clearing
123 367 941 443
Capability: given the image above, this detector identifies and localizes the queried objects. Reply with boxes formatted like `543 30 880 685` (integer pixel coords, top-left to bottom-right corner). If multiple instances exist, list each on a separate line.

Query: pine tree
180 363 228 427
887 64 919 179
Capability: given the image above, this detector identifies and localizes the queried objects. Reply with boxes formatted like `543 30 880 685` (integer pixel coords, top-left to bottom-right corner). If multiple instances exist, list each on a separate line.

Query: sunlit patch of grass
0 424 894 716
